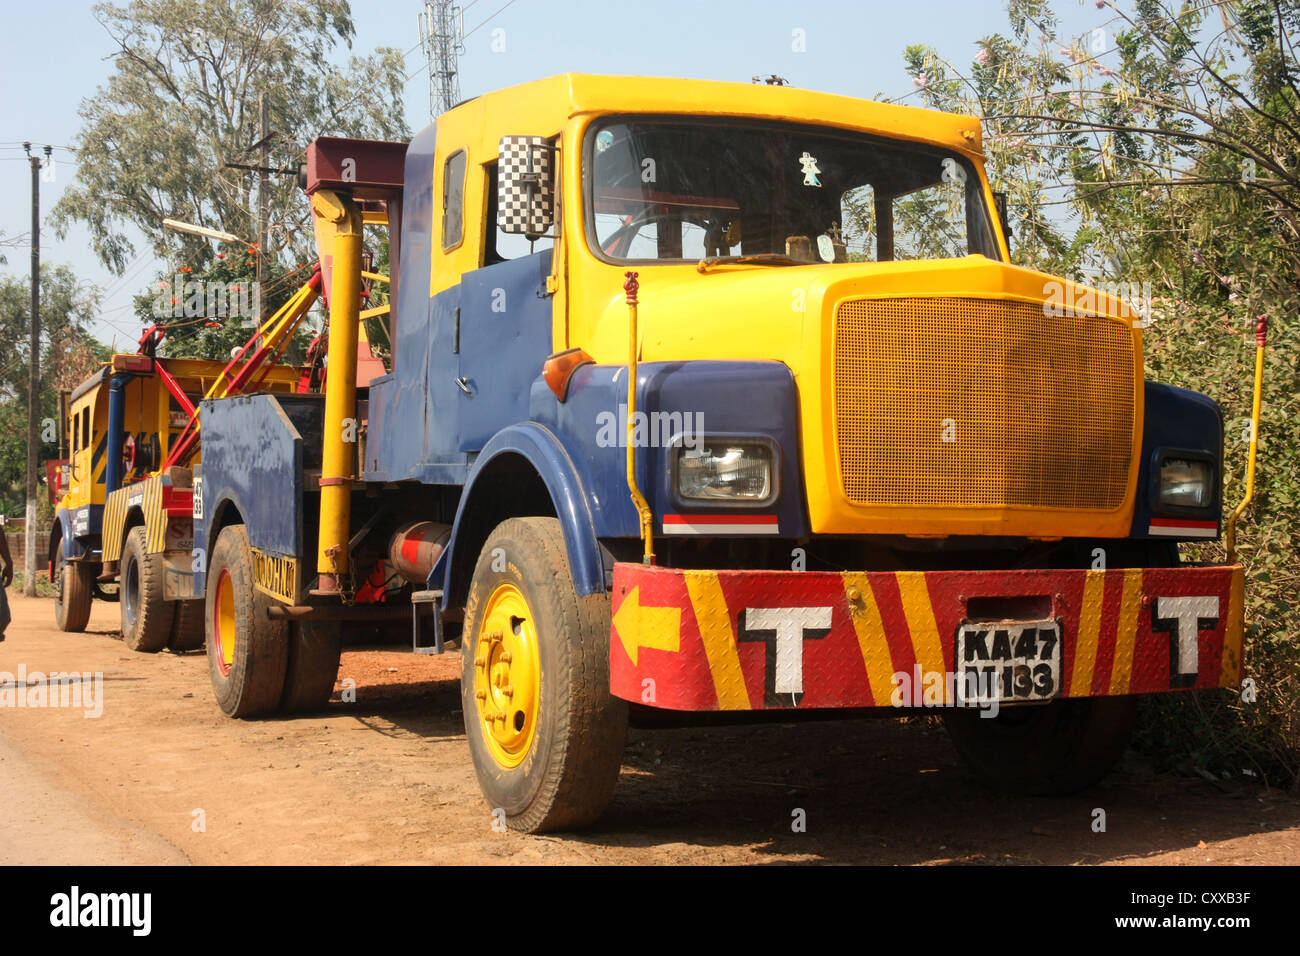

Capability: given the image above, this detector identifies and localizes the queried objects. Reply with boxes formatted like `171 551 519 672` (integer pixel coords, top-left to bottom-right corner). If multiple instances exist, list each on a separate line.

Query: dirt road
1 591 1296 865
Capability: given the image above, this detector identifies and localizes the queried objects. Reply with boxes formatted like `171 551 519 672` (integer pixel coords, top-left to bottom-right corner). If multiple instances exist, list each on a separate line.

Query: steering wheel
601 209 682 256
602 210 733 258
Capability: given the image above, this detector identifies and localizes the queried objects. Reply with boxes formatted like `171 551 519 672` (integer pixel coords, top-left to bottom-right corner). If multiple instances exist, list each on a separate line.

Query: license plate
955 619 1062 705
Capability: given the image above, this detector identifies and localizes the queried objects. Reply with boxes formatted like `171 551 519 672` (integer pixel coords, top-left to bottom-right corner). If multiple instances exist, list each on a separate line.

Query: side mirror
498 136 554 238
993 190 1013 243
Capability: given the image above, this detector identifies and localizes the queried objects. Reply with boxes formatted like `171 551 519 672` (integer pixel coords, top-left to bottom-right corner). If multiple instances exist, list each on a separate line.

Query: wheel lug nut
503 685 514 698
474 656 485 667
500 651 512 663
476 690 487 701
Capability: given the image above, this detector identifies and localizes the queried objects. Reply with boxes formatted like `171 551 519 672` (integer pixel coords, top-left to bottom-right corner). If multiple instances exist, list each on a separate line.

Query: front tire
120 527 174 652
460 517 627 833
53 547 93 633
205 525 287 717
943 695 1138 795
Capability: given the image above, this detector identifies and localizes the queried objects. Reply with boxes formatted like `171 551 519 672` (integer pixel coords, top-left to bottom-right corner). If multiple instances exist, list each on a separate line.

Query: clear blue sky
0 0 1108 347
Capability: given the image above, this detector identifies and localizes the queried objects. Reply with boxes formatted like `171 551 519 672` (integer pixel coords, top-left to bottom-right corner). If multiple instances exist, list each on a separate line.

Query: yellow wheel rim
473 582 541 769
213 569 237 676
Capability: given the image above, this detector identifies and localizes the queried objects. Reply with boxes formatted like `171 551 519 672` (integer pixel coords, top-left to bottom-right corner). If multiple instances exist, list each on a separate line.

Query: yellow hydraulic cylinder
1225 315 1268 564
313 190 364 592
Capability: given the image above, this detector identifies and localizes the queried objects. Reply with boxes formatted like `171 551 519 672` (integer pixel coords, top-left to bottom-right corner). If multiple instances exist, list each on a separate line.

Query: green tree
0 266 108 516
51 0 410 276
136 248 319 363
893 0 1300 784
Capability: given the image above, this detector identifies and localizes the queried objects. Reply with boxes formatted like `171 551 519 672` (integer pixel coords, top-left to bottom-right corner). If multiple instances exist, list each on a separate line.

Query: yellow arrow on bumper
612 585 682 666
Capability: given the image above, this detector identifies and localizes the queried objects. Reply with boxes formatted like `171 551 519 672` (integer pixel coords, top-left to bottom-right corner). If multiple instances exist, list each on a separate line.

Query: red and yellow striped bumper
609 563 1245 711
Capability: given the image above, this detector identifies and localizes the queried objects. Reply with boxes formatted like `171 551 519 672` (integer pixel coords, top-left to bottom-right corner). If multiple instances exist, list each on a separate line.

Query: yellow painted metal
841 573 897 706
1220 566 1245 688
251 547 300 605
834 296 1135 511
473 582 541 768
215 568 236 673
1069 570 1106 697
682 570 750 710
359 304 391 321
361 271 389 284
611 584 681 665
197 280 319 404
312 190 364 584
1225 322 1267 562
1108 568 1144 695
623 274 654 564
895 572 946 701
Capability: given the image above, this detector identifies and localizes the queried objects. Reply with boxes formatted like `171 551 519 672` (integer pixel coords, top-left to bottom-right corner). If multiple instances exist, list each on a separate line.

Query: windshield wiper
697 253 808 273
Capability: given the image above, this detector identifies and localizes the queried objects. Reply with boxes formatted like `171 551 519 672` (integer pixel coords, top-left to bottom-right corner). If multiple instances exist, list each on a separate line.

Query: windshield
586 118 1000 264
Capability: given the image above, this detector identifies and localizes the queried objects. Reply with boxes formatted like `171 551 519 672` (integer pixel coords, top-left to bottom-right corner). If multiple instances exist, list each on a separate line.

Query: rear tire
943 695 1138 795
280 620 341 713
53 548 93 633
205 525 287 717
461 517 627 833
168 598 206 651
120 526 174 652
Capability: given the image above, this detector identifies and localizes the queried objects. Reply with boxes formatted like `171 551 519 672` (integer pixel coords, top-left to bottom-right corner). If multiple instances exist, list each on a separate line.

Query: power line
462 0 518 40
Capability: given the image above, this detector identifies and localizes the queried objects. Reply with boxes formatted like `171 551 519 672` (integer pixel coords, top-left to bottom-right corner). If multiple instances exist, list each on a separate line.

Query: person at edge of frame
0 514 13 641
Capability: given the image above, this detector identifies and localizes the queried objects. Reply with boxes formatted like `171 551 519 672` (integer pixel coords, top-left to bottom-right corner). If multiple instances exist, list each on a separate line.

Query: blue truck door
455 249 555 452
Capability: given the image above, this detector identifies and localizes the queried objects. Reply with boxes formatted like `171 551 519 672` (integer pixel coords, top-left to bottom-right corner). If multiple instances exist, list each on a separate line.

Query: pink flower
975 48 991 65
1102 67 1116 77
913 71 928 88
1096 0 1106 8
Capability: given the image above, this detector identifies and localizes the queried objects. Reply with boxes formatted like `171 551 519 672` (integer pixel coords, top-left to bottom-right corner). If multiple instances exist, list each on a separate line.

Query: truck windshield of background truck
585 118 1001 265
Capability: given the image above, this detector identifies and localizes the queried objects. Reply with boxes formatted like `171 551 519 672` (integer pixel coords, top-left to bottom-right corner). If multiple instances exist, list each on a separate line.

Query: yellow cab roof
440 72 983 157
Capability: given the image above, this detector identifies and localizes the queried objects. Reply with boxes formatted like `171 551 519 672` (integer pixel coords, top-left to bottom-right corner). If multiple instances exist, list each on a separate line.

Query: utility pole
257 91 269 321
419 1 464 118
22 143 50 597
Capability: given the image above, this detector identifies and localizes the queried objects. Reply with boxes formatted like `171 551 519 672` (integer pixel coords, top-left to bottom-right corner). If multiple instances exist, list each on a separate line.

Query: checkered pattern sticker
498 135 553 237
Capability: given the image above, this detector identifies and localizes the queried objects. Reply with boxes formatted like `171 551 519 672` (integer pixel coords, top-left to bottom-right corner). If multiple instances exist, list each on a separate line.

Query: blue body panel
55 504 103 559
193 394 308 597
425 359 807 603
1130 381 1224 538
365 124 474 484
528 359 808 541
105 372 128 495
456 251 555 451
433 421 606 600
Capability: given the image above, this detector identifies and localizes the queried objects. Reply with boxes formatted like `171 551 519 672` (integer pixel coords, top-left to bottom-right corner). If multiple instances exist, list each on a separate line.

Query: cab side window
484 161 555 264
442 150 467 250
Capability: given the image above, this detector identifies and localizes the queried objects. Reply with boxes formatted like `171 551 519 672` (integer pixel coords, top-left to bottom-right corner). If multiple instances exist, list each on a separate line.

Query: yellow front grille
834 296 1135 510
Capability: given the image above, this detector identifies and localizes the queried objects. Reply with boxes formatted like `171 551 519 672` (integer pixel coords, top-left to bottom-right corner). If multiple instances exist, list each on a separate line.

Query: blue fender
434 421 605 606
53 508 82 561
